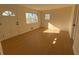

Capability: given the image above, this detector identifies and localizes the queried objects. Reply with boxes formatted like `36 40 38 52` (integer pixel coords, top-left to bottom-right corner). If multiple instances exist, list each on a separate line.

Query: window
25 13 38 24
45 14 50 20
2 10 15 16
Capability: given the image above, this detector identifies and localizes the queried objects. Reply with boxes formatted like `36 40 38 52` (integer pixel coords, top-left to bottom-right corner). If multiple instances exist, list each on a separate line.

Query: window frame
45 13 50 20
1 10 16 17
25 12 38 24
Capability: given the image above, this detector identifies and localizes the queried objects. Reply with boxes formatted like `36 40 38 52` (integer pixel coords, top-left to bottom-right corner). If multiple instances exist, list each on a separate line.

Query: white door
73 5 79 54
71 6 78 40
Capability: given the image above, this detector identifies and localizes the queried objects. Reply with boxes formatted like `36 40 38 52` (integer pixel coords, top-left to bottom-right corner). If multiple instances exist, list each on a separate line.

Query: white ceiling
21 4 75 10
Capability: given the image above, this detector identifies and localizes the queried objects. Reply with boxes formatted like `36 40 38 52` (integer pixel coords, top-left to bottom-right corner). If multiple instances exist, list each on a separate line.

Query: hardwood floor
1 28 73 55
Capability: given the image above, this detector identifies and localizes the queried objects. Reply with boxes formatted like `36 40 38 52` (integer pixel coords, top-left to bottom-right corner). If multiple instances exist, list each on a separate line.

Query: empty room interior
0 4 79 55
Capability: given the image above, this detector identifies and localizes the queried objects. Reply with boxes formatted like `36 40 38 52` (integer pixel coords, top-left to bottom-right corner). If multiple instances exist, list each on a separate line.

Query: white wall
0 5 41 41
41 6 75 38
0 5 75 41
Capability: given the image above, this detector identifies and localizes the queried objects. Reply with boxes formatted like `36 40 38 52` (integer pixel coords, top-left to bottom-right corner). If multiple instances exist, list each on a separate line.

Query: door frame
71 5 79 40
